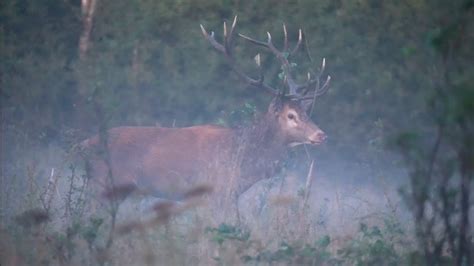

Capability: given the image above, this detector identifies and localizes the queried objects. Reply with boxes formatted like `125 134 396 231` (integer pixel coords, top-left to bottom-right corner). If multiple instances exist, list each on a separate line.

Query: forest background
1 0 473 265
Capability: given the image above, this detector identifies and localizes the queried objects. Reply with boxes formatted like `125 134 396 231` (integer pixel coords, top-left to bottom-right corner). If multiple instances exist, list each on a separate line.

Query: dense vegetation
2 0 469 159
1 0 473 265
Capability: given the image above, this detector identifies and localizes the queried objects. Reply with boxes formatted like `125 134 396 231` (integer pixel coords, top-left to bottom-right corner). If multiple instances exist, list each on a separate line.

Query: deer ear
268 97 284 114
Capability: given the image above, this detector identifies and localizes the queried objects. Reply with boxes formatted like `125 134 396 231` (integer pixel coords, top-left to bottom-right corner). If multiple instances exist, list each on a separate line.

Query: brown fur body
81 98 325 204
82 18 331 220
83 125 234 199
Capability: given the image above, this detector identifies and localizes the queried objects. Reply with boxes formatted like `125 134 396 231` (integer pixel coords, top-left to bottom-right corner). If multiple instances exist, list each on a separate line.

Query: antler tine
291 29 303 55
238 33 268 48
300 76 331 101
296 57 331 101
264 32 299 96
223 21 227 38
319 58 326 78
254 53 265 83
223 21 230 51
239 27 311 96
223 16 238 51
298 57 324 91
200 24 225 53
298 71 313 95
316 75 331 96
314 58 330 96
237 23 330 99
302 75 331 99
201 17 278 95
229 15 237 39
283 24 288 52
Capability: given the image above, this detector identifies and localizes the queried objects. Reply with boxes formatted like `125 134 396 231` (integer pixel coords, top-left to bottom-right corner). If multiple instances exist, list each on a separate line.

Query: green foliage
1 0 473 264
392 2 473 264
216 102 257 127
247 237 334 265
82 217 105 247
206 223 336 265
205 220 411 265
205 223 250 246
3 0 470 163
338 222 403 266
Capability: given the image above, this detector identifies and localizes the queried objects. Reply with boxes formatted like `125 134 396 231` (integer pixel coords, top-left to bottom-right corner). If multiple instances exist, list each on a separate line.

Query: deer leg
82 158 110 215
221 191 241 225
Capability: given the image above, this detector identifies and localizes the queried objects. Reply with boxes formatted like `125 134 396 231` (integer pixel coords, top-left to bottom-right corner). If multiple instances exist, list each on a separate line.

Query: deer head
200 16 330 147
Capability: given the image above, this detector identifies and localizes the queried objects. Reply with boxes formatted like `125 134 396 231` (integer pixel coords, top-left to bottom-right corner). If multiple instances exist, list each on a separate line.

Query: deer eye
287 113 295 120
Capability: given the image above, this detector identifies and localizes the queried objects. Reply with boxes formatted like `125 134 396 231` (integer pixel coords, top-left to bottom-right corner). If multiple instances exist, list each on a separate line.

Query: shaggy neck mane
231 112 289 194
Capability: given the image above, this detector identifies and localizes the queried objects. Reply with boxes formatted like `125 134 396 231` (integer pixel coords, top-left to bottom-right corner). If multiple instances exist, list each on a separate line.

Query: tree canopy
1 0 472 160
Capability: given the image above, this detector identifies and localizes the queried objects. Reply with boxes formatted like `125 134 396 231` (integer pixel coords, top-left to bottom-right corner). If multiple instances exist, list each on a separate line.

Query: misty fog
1 1 472 265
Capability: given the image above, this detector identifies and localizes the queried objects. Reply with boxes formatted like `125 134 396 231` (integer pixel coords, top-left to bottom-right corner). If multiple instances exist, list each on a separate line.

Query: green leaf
317 235 331 248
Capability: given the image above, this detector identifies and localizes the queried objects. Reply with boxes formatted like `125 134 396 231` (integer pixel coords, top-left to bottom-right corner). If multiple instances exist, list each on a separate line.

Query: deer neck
231 115 288 195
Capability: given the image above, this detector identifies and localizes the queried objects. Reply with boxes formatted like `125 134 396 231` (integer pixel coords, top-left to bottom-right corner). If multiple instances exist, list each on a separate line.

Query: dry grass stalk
302 160 315 209
298 160 315 240
40 168 61 213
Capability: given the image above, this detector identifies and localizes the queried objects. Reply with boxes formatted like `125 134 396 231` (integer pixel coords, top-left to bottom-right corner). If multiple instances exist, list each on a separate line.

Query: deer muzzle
308 129 326 145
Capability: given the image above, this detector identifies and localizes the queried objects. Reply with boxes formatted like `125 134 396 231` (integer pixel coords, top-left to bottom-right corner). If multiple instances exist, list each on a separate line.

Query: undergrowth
0 161 416 266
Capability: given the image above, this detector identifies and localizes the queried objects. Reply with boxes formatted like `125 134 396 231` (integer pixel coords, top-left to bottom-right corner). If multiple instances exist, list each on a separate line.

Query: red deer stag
81 17 331 221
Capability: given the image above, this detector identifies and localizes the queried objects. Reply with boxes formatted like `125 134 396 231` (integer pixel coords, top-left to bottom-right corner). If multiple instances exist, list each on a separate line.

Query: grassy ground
1 144 417 265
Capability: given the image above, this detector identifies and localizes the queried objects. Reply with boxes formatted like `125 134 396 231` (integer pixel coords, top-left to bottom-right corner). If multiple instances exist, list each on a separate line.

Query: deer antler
200 17 331 100
300 58 331 100
239 26 330 100
200 16 278 95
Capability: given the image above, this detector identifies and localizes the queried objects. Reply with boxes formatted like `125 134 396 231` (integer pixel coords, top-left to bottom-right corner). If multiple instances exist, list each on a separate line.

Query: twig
302 160 315 209
299 160 315 240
